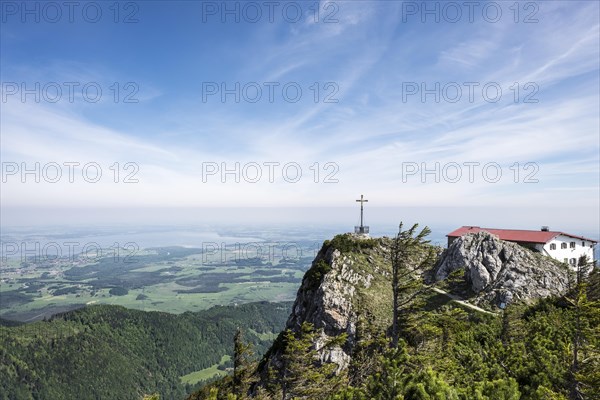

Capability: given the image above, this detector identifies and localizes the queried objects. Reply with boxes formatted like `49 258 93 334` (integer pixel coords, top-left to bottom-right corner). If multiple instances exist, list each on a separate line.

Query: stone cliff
435 231 572 308
260 231 574 375
260 234 395 373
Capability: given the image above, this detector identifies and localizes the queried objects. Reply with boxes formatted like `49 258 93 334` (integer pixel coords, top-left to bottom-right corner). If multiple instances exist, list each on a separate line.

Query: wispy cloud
0 1 597 228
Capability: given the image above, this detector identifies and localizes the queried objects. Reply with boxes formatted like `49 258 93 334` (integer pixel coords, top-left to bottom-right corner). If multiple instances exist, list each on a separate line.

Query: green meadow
0 243 315 321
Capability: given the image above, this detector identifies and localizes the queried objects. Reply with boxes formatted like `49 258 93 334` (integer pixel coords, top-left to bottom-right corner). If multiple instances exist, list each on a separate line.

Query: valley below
0 226 331 322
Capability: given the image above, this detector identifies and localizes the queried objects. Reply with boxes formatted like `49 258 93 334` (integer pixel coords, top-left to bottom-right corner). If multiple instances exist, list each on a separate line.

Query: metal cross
356 195 368 229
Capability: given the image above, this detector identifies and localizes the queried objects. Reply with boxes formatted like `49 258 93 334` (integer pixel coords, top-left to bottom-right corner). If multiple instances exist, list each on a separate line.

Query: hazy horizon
1 205 597 236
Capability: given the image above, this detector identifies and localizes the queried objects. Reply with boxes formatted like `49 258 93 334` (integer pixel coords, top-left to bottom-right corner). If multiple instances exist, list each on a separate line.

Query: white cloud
0 1 597 230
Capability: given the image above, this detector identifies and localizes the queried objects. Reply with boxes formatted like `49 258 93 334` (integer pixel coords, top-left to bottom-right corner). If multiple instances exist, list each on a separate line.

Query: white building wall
543 234 596 267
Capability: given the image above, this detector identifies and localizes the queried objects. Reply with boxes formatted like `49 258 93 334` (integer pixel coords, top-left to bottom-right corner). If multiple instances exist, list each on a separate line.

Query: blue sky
1 1 599 233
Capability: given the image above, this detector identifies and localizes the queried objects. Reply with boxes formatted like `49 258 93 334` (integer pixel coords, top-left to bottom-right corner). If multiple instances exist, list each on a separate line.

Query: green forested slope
0 301 291 400
188 233 599 400
192 282 600 400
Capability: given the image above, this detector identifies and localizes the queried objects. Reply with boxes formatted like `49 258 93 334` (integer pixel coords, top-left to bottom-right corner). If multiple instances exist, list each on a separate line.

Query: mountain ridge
189 230 599 399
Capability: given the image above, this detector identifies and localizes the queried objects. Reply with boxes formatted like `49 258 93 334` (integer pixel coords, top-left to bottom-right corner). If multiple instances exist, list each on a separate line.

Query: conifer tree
404 368 459 400
347 317 389 386
233 328 254 399
279 322 341 400
568 256 599 400
390 222 435 347
365 344 412 399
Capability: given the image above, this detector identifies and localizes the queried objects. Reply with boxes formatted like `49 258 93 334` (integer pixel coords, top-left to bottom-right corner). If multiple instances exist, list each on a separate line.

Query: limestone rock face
261 235 393 374
285 245 373 371
435 232 571 307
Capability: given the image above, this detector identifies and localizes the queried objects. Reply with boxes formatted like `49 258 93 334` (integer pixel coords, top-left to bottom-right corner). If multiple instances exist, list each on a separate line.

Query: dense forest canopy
0 302 292 400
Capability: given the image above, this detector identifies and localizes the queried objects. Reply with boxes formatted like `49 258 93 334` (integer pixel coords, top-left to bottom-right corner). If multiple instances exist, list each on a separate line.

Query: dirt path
431 287 499 317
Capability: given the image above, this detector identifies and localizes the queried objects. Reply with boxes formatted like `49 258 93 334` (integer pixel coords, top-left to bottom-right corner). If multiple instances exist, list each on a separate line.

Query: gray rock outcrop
435 232 572 307
285 246 372 371
260 235 394 375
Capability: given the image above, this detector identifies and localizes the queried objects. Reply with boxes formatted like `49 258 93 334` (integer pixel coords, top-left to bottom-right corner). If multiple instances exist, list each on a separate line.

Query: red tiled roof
447 226 598 244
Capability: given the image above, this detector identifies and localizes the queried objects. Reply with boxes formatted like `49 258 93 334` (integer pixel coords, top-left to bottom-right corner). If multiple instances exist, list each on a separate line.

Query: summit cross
355 195 369 234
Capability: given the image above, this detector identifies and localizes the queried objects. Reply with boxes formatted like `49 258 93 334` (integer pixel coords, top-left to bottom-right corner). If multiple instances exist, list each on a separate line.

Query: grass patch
180 355 231 385
248 328 279 341
323 234 379 254
302 259 331 291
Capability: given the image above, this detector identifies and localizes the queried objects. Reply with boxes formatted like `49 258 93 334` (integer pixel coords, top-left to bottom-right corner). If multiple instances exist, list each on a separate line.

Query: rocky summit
262 231 575 374
260 234 397 373
435 231 572 308
188 231 599 400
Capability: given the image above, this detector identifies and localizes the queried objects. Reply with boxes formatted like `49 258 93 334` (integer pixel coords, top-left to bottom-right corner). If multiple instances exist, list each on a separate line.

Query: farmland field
0 226 332 322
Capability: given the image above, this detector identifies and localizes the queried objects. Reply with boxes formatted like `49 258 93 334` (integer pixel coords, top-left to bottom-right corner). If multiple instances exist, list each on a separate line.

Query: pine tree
568 256 600 400
207 388 219 400
347 317 389 386
365 344 412 399
390 222 435 347
404 368 459 400
233 328 254 399
471 378 521 400
279 322 341 400
531 386 568 400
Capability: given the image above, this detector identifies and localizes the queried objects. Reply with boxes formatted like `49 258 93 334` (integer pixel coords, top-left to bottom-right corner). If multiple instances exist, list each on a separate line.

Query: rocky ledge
435 231 572 308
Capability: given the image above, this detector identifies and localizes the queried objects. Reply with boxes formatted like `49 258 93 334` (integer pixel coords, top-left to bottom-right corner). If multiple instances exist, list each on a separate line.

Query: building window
582 241 585 246
550 243 556 250
570 242 576 248
570 258 576 265
561 243 567 249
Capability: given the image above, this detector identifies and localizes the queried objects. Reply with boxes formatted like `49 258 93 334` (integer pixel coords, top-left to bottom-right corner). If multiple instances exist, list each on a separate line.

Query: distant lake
0 227 272 259
1 224 593 260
